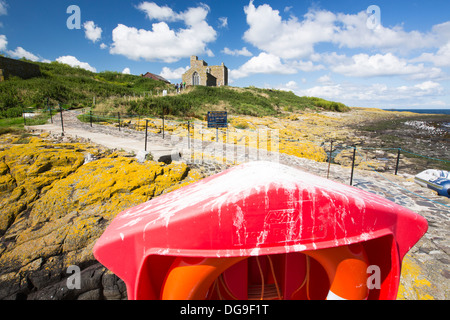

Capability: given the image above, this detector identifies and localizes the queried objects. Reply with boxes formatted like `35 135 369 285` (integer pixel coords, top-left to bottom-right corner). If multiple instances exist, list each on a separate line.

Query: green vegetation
304 97 349 113
0 60 170 118
124 86 350 118
1 58 350 123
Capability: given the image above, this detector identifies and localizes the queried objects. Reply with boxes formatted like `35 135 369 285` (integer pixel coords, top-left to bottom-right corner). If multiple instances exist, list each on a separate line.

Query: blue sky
1 0 450 110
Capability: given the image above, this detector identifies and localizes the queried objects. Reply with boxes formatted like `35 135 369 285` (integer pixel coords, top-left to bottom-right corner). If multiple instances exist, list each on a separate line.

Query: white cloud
331 11 437 52
242 1 449 60
0 34 7 51
205 48 214 57
292 81 444 108
413 81 443 94
243 1 335 59
317 75 332 85
330 53 443 79
160 66 189 80
0 0 7 16
7 47 39 62
413 42 450 67
100 43 108 50
137 2 178 21
1 41 50 63
282 80 299 91
122 67 131 75
137 2 214 26
56 56 97 72
222 47 253 57
83 21 102 43
291 60 325 72
230 52 297 79
110 3 217 63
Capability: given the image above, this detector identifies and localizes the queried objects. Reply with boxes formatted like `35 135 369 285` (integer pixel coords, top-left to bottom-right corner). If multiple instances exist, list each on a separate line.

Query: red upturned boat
93 161 428 300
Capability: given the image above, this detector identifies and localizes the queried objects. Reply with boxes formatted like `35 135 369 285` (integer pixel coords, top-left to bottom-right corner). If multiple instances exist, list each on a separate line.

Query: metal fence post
145 120 149 151
395 148 401 175
90 111 93 127
162 110 165 139
350 146 356 186
59 104 64 136
327 140 333 179
118 112 121 131
188 121 191 149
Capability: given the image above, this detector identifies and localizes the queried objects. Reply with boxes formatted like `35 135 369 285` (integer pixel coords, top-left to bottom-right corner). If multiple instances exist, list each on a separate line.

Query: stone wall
0 56 41 81
182 56 228 87
209 64 228 87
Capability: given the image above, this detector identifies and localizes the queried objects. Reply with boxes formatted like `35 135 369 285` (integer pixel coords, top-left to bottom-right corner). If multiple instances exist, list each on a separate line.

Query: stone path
27 110 175 161
27 109 450 299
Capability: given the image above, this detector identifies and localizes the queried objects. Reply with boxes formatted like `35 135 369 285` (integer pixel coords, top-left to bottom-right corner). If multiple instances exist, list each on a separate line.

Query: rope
290 255 311 300
214 256 284 300
355 149 450 209
267 255 282 300
218 274 239 300
255 256 265 300
400 148 450 163
359 147 399 151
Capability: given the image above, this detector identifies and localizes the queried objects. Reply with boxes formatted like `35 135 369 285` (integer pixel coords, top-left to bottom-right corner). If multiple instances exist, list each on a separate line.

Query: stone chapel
182 56 228 87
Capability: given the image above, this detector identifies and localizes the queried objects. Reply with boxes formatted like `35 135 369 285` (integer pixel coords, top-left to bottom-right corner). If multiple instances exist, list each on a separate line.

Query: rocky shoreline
0 107 449 300
0 133 203 300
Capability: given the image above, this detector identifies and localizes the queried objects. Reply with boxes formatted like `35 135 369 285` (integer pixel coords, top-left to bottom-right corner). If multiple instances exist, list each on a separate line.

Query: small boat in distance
415 169 450 198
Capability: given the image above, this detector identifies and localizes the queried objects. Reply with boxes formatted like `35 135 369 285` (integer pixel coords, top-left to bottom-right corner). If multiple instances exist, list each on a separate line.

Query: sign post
207 111 228 142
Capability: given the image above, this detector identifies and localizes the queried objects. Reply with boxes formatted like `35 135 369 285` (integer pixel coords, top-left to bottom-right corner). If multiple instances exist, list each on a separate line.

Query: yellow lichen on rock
279 140 327 162
397 255 435 300
0 132 203 277
0 134 92 235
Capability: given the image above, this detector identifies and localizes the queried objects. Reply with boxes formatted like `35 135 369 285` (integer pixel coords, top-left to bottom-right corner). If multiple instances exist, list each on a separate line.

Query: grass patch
1 58 351 123
123 86 351 118
0 60 171 116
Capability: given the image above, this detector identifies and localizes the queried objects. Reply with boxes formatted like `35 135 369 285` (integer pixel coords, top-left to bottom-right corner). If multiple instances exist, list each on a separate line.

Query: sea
384 109 450 134
383 109 450 115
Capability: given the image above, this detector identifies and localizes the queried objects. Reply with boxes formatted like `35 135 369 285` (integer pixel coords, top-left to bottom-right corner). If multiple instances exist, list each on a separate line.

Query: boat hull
415 169 450 197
